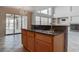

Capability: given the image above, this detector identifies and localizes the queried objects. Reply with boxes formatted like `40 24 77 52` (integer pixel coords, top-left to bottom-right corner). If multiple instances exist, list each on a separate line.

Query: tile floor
0 31 79 52
0 34 27 52
68 31 79 52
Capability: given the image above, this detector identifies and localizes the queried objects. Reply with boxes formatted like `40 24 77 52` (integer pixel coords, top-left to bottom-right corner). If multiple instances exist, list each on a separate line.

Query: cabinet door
53 33 64 52
27 37 35 51
22 30 28 49
35 39 52 52
27 31 35 52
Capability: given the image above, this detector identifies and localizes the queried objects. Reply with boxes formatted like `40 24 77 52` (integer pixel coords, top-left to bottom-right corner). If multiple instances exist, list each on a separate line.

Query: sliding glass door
6 14 27 35
14 15 21 34
6 14 14 34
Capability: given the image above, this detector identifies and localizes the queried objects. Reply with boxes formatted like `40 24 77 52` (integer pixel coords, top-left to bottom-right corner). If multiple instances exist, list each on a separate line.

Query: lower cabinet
35 33 53 52
53 33 64 52
22 29 65 52
27 37 35 51
22 30 35 52
27 31 35 52
35 39 52 52
22 30 28 49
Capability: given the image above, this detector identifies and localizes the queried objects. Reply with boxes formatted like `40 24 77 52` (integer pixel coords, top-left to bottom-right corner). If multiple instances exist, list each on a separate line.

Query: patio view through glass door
6 14 27 35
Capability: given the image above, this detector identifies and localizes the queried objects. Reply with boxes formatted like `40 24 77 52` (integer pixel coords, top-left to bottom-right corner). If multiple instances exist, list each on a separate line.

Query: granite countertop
22 29 63 36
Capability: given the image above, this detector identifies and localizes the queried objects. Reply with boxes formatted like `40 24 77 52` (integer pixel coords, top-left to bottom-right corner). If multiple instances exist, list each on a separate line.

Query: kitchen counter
22 29 63 36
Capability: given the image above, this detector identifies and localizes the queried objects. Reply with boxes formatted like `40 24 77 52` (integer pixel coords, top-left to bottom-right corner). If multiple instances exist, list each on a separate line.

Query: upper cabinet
54 6 79 17
71 6 79 16
54 6 71 26
72 6 79 12
54 6 70 17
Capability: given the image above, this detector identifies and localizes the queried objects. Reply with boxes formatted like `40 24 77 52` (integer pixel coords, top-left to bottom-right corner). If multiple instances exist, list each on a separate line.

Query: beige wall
27 12 32 29
0 13 6 38
0 7 29 15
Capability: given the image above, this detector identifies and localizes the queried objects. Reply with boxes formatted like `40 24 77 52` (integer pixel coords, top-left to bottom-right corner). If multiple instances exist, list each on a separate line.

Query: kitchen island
22 29 66 52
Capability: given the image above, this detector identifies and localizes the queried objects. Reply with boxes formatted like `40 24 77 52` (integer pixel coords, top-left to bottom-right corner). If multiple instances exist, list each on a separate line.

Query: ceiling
6 6 54 12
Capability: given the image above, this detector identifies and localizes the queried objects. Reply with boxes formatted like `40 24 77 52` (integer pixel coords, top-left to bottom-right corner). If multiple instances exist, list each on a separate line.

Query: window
34 7 52 25
48 18 52 25
36 11 41 13
41 9 48 14
36 8 52 15
48 8 52 15
35 16 52 25
22 16 27 29
41 17 48 25
35 16 41 25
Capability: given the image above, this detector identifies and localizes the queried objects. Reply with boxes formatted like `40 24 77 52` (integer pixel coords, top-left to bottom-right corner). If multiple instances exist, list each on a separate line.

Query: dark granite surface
22 29 63 36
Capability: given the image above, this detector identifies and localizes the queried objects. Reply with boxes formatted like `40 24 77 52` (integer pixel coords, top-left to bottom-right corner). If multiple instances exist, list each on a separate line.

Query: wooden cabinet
27 31 35 51
53 33 64 52
22 29 65 52
35 33 52 43
35 33 52 52
22 29 28 49
35 39 52 52
22 30 35 51
35 33 65 52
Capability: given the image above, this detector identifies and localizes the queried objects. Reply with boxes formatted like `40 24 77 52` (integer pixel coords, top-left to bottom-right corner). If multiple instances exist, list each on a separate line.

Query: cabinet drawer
35 33 52 43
